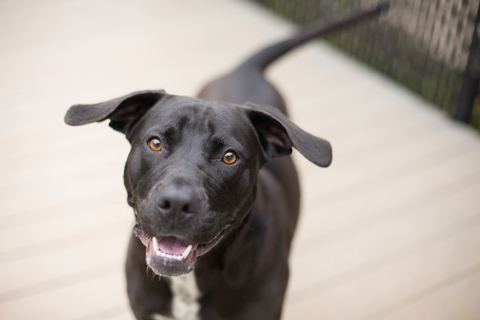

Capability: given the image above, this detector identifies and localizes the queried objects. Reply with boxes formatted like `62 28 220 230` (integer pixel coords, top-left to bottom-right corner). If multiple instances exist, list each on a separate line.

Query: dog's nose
156 185 199 217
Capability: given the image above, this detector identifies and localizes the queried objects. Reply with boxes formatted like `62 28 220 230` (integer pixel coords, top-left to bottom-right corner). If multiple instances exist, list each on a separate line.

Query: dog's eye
222 151 237 164
148 138 162 151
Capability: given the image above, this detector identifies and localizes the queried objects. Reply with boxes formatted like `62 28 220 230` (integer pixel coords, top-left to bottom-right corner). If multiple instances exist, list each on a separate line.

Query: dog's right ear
64 90 165 136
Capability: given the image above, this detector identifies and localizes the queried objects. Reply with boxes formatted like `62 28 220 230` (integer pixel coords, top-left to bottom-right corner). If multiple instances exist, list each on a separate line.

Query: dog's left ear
245 102 332 167
64 90 166 137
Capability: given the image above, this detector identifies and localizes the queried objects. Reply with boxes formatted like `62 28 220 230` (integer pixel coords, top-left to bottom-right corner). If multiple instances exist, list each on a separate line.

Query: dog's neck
152 211 255 320
170 274 201 320
153 273 201 320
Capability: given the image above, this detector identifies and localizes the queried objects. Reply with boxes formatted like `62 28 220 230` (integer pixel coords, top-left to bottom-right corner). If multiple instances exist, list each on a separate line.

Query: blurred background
254 0 480 129
1 0 479 319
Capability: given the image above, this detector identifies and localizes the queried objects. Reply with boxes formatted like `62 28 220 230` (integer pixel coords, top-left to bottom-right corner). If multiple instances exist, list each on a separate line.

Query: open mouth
133 223 230 276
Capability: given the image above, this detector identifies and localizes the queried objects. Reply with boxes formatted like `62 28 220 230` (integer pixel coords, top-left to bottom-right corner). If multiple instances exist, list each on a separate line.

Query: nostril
158 199 171 210
182 204 194 214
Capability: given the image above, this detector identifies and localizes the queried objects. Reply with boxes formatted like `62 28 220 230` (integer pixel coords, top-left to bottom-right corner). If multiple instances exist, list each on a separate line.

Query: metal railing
250 0 480 130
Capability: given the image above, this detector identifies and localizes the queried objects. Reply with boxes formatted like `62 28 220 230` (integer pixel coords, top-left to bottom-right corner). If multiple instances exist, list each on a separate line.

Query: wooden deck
1 0 479 319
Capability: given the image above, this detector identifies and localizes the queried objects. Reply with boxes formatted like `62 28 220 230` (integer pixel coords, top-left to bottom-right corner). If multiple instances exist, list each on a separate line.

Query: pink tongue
158 236 193 255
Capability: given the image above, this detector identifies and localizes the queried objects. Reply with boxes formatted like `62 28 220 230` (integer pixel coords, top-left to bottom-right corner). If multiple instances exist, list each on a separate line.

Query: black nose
156 184 199 217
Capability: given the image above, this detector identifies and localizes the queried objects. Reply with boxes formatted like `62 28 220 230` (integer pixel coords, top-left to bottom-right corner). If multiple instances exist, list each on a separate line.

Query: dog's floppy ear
64 90 165 136
245 102 332 167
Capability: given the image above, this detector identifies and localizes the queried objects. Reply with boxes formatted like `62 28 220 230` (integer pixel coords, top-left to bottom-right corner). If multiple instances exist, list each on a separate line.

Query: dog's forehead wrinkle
141 101 251 154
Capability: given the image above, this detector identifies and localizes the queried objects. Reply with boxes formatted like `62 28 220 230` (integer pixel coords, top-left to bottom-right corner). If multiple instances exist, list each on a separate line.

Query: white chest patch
152 273 201 320
151 314 172 320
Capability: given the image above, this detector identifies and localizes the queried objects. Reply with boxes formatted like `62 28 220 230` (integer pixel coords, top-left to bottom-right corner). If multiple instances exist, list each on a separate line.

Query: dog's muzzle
134 223 230 277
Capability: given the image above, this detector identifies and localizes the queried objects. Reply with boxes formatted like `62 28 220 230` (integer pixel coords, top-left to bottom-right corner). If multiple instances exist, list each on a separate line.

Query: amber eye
148 138 162 151
222 151 237 164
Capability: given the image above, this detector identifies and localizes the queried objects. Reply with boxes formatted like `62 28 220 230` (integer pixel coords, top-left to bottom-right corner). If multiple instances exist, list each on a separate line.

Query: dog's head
65 90 331 276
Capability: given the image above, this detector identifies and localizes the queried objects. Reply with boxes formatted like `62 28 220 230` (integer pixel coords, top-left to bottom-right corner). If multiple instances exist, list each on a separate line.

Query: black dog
65 5 386 320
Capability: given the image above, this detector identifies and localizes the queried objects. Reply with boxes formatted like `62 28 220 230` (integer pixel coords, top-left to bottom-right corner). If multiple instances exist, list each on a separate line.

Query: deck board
284 224 480 320
1 0 479 319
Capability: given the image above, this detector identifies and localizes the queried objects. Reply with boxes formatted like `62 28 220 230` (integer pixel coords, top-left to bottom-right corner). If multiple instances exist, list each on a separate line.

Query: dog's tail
236 3 389 72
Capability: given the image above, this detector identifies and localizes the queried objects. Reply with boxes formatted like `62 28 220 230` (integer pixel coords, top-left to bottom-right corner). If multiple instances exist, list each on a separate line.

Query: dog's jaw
134 223 230 277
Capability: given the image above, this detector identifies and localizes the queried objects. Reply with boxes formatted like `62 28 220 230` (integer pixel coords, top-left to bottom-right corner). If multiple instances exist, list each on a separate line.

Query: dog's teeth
169 254 179 260
152 245 189 261
182 245 192 259
152 237 159 252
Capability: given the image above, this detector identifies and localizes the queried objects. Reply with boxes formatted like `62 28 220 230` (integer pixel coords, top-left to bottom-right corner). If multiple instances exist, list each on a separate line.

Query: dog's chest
152 273 201 320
